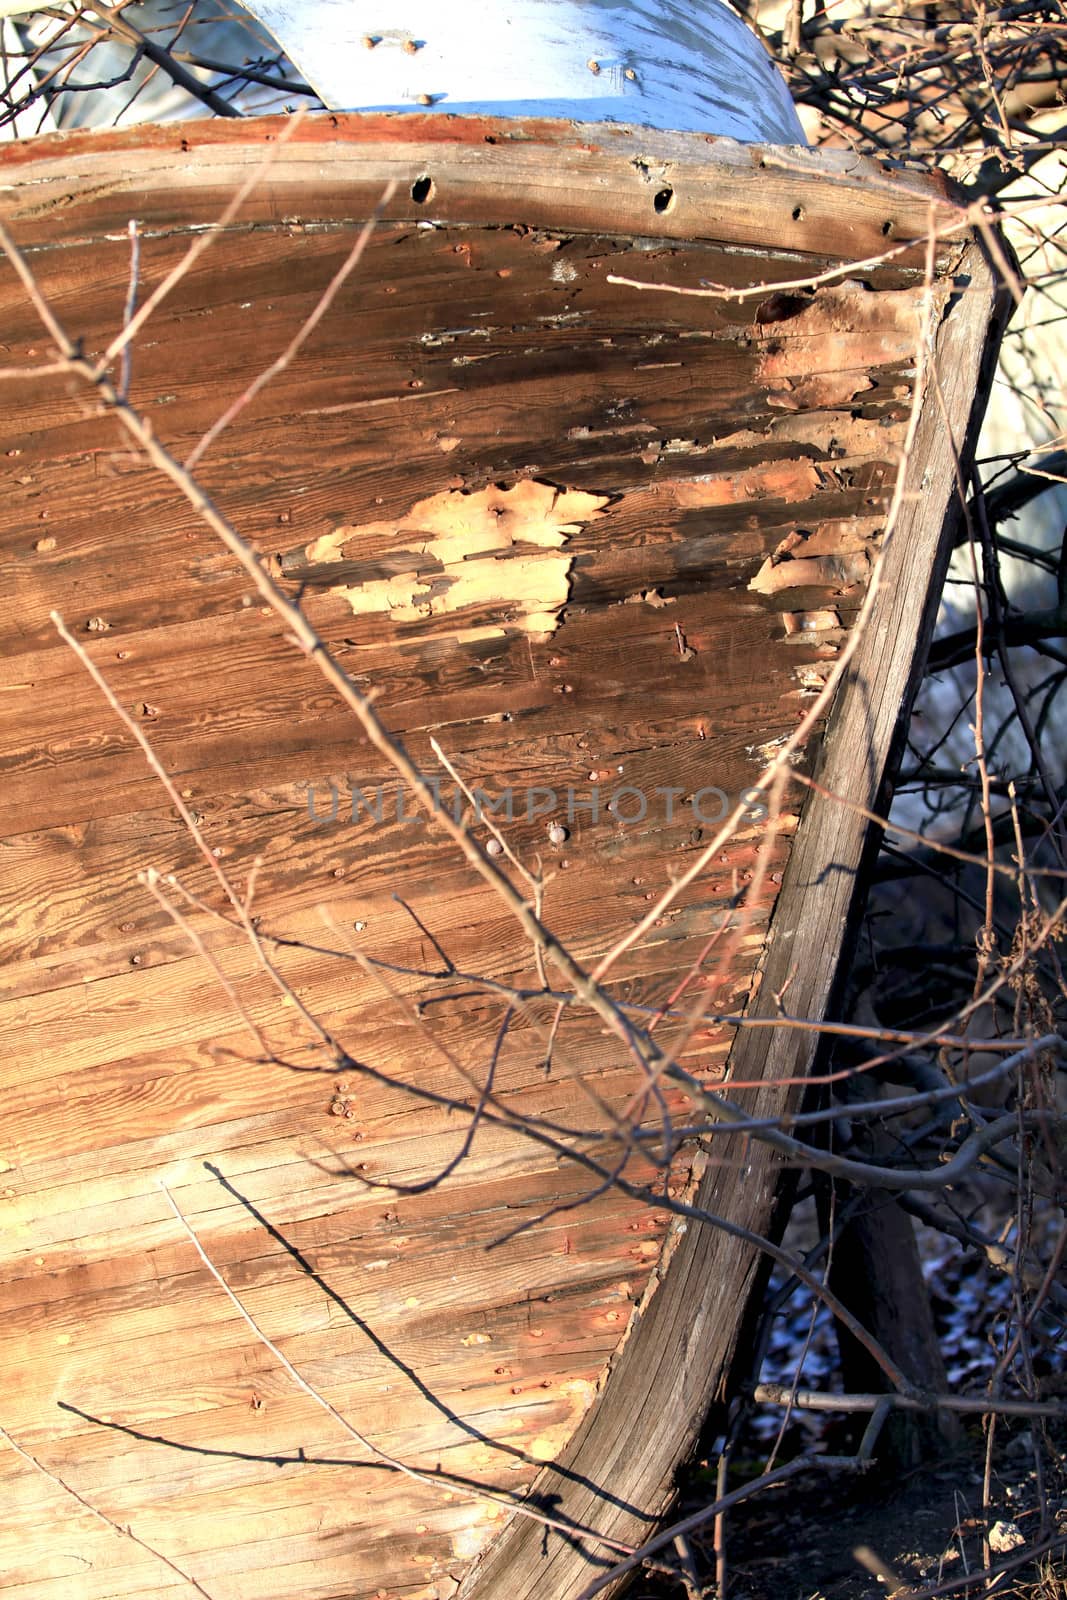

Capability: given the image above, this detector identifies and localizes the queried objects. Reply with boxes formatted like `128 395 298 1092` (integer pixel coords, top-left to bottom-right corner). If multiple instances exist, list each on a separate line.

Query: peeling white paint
310 480 609 638
749 550 870 595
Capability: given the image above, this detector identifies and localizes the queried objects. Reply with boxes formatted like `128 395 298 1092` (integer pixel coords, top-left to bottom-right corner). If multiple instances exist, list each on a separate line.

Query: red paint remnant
749 551 870 595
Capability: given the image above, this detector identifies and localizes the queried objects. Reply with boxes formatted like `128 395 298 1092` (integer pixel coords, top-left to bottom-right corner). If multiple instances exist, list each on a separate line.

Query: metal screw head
548 823 569 845
486 838 504 857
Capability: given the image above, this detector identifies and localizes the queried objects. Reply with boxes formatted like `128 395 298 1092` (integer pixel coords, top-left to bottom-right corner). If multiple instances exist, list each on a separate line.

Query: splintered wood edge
454 236 1008 1600
0 111 960 268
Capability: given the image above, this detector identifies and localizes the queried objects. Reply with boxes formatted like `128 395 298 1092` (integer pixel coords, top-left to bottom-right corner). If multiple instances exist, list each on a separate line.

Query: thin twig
0 1423 217 1600
92 107 307 377
156 1179 636 1552
185 180 397 469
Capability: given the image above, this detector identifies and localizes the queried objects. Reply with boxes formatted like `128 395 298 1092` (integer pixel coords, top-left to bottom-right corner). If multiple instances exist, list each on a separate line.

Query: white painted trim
243 0 806 143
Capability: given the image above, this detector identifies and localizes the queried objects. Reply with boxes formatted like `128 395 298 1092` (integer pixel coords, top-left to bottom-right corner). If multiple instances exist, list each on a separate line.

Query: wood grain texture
456 239 1008 1600
0 116 999 1600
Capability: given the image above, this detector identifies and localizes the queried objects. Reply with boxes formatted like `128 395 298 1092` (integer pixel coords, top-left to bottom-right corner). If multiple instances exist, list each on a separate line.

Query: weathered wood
0 111 955 260
457 236 1007 1599
0 116 1000 1600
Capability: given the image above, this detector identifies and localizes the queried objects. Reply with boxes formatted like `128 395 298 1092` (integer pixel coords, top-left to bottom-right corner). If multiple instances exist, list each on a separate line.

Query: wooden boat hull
0 116 1001 1599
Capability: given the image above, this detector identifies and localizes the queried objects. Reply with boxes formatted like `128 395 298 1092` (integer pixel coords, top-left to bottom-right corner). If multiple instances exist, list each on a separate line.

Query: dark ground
634 1186 1067 1600
636 1425 1066 1599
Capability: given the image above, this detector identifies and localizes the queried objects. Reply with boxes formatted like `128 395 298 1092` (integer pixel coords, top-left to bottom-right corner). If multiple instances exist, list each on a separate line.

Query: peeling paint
774 516 884 556
307 480 609 637
781 608 843 635
527 1378 597 1462
764 370 874 410
711 415 905 461
644 459 822 511
756 282 930 410
749 549 870 595
749 513 884 596
794 661 835 692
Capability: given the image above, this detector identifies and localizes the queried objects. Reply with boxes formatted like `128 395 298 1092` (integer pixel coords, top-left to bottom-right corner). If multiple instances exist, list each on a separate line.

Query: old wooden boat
0 104 1003 1600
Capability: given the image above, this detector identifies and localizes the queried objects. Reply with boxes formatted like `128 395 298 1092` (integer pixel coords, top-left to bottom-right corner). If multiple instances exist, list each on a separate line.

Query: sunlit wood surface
0 115 995 1600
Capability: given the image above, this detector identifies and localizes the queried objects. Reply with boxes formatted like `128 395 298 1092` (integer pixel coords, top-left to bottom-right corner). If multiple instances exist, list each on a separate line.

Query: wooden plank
0 117 998 1600
0 113 959 263
456 238 1008 1599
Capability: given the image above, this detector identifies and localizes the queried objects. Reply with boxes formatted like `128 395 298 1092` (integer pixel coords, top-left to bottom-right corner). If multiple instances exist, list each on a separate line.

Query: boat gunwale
0 110 960 269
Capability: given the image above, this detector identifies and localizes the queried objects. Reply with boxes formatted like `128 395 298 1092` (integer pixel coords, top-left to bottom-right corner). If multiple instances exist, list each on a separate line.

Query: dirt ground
637 1426 1067 1599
